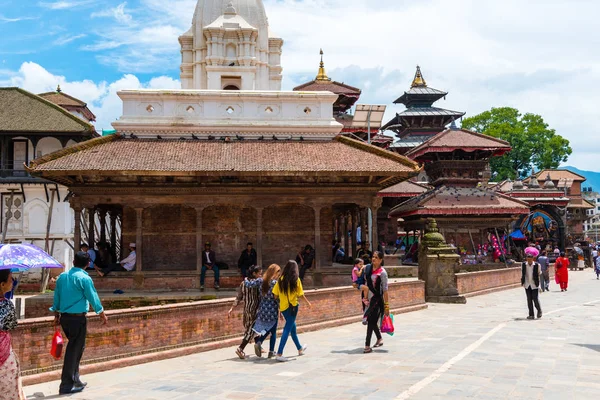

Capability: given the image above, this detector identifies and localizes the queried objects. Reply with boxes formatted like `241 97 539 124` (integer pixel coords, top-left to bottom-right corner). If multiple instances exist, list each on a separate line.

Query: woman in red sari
555 251 570 292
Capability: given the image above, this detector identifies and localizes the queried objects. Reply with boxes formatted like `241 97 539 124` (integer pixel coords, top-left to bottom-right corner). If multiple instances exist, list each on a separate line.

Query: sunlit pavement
26 270 600 400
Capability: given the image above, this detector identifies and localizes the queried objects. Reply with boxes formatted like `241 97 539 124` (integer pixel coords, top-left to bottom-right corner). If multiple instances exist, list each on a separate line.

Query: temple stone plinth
418 218 465 304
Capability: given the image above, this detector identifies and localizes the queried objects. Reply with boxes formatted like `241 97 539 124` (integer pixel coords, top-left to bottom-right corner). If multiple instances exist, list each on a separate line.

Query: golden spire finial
56 84 62 93
316 48 330 81
411 65 427 88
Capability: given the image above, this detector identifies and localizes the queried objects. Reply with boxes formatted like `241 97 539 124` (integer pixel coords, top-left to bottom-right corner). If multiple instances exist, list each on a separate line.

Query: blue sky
1 0 600 170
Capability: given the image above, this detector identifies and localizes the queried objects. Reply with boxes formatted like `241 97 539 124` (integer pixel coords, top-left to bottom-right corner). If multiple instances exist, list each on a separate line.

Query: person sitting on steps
201 242 219 291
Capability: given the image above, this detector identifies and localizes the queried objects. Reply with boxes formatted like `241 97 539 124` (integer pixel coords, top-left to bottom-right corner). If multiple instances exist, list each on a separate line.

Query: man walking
521 250 542 320
538 251 550 292
237 242 257 278
51 251 108 395
201 242 219 291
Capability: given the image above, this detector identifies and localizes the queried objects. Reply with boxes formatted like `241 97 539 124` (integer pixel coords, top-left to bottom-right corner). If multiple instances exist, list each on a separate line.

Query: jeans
541 270 550 291
277 308 301 355
525 287 542 317
257 322 278 353
59 314 87 392
299 265 310 281
200 265 220 285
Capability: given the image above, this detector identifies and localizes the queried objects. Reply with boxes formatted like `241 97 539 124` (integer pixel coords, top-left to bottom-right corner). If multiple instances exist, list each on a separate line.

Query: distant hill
564 166 600 191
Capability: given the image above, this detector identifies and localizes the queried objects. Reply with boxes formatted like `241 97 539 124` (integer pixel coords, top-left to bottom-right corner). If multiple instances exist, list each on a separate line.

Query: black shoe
200 285 205 292
59 386 85 395
74 381 87 388
527 316 535 320
537 312 542 319
214 284 220 291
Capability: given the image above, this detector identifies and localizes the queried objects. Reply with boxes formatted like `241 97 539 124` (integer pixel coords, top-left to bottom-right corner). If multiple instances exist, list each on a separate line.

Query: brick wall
263 205 314 267
13 280 425 374
456 265 556 295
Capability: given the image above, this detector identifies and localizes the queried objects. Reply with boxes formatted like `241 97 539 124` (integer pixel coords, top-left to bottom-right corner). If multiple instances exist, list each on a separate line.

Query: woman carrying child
229 265 262 359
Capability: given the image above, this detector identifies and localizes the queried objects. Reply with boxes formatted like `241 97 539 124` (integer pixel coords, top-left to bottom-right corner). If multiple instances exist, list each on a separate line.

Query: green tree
461 107 572 180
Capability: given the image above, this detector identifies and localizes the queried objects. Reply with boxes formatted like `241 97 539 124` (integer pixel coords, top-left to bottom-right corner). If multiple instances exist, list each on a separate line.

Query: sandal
363 347 373 353
235 348 245 359
374 339 384 348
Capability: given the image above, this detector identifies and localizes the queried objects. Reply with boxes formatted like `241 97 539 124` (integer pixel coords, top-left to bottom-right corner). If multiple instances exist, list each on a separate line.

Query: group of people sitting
200 242 317 292
80 242 137 277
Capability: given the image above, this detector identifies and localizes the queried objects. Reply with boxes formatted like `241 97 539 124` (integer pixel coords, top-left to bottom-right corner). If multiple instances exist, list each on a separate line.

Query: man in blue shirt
50 251 108 395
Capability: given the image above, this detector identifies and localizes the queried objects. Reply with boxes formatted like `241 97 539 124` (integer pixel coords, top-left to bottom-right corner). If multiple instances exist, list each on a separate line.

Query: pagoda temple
389 127 530 265
383 67 465 154
38 86 97 124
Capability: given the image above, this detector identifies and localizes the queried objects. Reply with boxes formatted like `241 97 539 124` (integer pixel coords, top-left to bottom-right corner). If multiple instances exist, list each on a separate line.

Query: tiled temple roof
389 186 530 218
27 134 421 177
406 128 511 159
0 87 95 133
378 180 430 197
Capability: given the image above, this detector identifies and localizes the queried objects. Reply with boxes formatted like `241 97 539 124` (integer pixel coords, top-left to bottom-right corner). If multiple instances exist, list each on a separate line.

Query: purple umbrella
0 243 64 271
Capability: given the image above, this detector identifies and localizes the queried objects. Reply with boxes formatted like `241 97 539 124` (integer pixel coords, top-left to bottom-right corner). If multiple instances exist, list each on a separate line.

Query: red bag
381 314 394 335
50 328 64 360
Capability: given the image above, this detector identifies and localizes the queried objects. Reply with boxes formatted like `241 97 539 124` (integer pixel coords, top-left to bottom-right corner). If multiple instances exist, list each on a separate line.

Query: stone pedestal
418 218 465 303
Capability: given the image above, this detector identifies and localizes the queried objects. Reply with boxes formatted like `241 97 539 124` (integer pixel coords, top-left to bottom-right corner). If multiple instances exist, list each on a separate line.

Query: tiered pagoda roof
382 66 465 140
38 86 97 123
406 127 512 160
293 50 361 116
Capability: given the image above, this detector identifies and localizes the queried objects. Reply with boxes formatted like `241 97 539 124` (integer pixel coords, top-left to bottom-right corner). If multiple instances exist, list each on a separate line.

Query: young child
352 258 369 305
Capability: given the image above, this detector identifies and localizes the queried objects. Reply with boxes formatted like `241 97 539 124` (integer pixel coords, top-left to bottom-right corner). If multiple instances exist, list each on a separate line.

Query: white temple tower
179 0 283 91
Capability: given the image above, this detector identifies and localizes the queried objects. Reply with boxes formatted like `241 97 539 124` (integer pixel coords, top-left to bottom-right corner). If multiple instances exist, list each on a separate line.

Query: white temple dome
192 0 268 33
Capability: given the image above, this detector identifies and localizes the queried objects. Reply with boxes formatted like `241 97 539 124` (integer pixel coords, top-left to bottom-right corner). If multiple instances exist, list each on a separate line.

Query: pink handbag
381 314 394 335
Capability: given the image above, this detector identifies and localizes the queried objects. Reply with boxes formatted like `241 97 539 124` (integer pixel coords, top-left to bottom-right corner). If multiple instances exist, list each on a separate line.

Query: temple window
304 107 312 115
265 106 273 114
226 106 235 114
186 106 195 114
223 85 240 91
146 105 154 113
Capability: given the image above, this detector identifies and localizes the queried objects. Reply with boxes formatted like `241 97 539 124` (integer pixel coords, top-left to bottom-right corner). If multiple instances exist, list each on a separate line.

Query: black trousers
59 314 87 392
525 287 542 317
365 309 382 347
101 263 127 276
299 265 311 281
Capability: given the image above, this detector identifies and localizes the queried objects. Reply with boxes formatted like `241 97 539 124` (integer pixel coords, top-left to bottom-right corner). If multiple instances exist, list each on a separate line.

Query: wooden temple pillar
195 206 204 274
99 209 107 244
109 211 118 261
87 207 95 248
312 205 323 271
351 207 358 262
135 208 143 272
73 206 82 253
256 207 264 268
342 212 349 259
371 198 382 253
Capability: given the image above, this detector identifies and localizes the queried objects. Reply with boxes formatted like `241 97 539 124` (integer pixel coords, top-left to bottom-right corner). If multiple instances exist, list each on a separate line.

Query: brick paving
25 271 600 400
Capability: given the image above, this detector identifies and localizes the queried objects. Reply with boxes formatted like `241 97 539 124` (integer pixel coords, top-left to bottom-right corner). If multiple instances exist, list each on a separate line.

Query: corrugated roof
0 87 94 133
27 134 421 176
389 186 530 218
397 107 465 117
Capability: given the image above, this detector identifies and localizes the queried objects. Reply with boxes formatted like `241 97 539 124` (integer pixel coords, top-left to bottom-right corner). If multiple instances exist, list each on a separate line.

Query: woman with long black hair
363 251 389 353
0 270 25 400
229 265 262 359
272 260 312 362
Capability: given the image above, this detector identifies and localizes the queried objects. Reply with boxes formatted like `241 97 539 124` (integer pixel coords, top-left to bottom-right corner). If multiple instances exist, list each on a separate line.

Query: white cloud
53 34 87 46
0 14 38 23
6 62 179 131
91 2 132 24
38 0 96 10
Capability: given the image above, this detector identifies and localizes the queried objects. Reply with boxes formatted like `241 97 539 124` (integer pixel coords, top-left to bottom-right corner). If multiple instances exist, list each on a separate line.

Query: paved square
25 271 600 399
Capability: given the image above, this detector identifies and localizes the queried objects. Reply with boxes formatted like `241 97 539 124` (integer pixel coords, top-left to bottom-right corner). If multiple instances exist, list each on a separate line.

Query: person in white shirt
97 243 136 277
521 251 542 320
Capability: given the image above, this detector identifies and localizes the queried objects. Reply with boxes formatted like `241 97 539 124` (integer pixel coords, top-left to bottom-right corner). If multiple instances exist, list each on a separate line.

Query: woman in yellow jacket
272 260 312 362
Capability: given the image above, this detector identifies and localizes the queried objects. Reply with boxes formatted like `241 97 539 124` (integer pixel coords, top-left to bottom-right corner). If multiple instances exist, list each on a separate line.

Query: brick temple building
26 0 420 289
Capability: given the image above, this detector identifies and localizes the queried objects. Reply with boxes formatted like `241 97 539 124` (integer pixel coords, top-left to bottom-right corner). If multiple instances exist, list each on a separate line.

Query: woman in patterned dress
0 270 26 400
245 264 282 359
229 265 262 359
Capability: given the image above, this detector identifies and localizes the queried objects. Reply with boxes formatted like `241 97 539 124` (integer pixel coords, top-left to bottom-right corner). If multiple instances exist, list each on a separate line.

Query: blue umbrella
0 243 64 270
